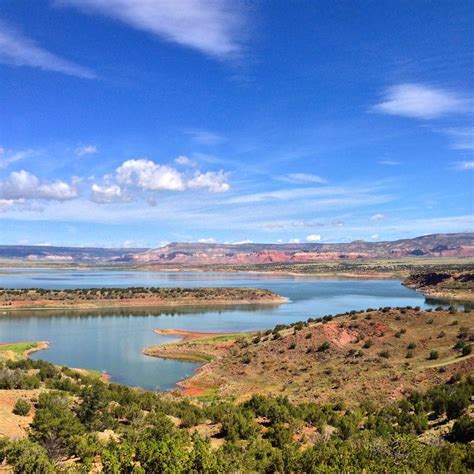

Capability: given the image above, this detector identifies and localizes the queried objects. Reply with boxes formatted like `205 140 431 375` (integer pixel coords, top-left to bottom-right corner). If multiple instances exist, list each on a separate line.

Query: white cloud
306 234 321 242
91 184 126 203
279 173 327 184
370 234 379 240
116 159 186 191
377 160 401 166
39 180 79 200
372 83 468 119
122 239 140 248
370 213 385 221
175 155 196 167
0 170 78 201
186 130 226 145
58 0 246 59
197 237 216 243
441 127 474 150
187 170 230 193
76 145 98 156
289 238 300 244
0 147 37 169
231 239 253 245
0 199 18 212
114 158 230 195
0 20 95 78
455 161 474 170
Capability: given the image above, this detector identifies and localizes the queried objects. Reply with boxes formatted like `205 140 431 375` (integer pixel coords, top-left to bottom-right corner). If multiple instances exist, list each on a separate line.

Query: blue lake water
0 269 434 390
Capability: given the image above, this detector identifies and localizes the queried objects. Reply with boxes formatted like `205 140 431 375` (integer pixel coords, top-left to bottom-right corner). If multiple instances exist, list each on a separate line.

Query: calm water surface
0 269 434 390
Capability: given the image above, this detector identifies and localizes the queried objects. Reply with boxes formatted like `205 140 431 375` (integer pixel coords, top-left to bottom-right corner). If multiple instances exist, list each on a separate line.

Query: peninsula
0 287 286 311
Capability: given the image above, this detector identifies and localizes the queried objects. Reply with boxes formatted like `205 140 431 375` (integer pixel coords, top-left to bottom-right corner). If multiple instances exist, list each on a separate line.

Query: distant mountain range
1 233 473 265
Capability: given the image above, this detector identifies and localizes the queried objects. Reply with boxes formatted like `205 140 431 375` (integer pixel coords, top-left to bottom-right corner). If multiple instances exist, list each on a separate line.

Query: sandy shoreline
143 328 253 396
152 328 250 341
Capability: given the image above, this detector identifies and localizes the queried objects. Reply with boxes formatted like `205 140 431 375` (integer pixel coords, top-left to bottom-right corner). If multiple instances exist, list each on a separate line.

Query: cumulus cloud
57 0 246 59
111 158 230 197
0 199 18 212
0 170 78 201
372 84 468 119
91 184 126 203
370 213 385 221
188 170 230 193
0 20 95 78
76 145 98 156
116 159 186 191
306 234 321 242
289 238 301 244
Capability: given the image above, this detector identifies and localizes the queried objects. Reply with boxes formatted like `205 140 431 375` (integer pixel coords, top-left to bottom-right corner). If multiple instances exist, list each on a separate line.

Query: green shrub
317 341 330 352
13 398 30 416
428 350 439 360
451 416 474 442
461 345 472 357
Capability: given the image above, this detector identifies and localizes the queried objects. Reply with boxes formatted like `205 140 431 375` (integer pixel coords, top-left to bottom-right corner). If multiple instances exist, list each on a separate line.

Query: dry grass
161 308 474 405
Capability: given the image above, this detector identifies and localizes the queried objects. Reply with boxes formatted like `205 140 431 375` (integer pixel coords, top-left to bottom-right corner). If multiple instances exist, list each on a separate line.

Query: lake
0 269 434 390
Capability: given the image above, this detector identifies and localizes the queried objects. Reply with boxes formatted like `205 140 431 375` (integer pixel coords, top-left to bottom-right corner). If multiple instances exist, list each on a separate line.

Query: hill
0 339 473 472
0 245 145 262
404 271 474 301
1 233 473 265
145 307 474 406
132 233 474 265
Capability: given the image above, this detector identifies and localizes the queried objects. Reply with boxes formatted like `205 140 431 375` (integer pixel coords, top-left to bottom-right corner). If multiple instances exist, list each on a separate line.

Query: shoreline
0 298 286 313
0 340 111 382
143 329 252 384
23 340 49 358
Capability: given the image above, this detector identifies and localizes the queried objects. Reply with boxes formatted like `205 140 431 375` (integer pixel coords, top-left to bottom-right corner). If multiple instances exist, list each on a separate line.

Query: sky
0 0 473 248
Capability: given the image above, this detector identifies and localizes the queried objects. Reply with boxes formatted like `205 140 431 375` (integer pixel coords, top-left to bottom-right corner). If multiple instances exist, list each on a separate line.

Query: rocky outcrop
132 233 474 265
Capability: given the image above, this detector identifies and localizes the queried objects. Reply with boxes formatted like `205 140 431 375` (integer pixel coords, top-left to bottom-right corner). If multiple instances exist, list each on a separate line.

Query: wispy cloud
455 160 474 170
57 0 247 59
377 160 401 166
441 127 474 151
0 20 95 78
186 130 226 145
278 173 327 184
372 83 469 119
0 147 37 169
306 234 321 242
75 145 98 156
370 213 385 221
175 155 197 167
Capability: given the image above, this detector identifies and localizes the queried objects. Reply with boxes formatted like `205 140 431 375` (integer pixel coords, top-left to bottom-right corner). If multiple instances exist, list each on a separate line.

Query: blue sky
0 0 473 248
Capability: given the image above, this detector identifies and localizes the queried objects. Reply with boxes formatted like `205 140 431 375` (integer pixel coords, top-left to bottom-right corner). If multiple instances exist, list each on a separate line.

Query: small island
0 287 286 311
